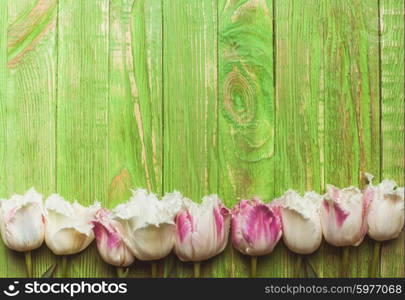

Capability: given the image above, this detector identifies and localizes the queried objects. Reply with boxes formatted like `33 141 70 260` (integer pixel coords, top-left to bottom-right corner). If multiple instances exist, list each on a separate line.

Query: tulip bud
174 194 230 262
279 190 322 254
365 174 404 241
231 198 282 256
45 194 99 255
92 208 135 267
0 188 45 252
113 189 181 261
320 185 371 247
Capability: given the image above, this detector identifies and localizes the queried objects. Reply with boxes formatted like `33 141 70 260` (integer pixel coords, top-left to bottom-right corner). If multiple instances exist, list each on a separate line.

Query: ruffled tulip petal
113 189 181 261
280 190 322 254
45 194 98 255
320 185 370 247
366 174 404 241
0 188 45 252
174 195 230 262
93 208 134 267
231 198 282 256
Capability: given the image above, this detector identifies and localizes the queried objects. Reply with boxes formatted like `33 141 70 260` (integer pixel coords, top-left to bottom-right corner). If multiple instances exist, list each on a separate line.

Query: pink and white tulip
231 198 282 256
92 208 135 267
174 194 230 262
320 185 371 247
45 194 99 255
365 174 404 241
113 190 181 261
279 190 322 254
0 188 45 252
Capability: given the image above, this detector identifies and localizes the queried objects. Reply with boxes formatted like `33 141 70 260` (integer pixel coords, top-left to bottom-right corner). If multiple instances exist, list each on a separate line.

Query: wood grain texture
108 0 163 277
218 0 276 277
379 0 404 278
0 0 57 277
0 0 403 278
0 0 8 279
323 0 380 277
56 0 109 277
271 0 325 278
163 0 218 278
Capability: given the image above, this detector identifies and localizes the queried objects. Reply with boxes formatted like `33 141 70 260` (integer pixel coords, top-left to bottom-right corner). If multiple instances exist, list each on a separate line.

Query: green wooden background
0 0 403 278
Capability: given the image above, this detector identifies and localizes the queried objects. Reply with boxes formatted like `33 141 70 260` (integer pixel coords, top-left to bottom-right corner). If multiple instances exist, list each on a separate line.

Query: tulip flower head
113 189 182 261
0 188 45 252
92 208 135 267
174 194 230 262
320 185 371 247
365 174 404 241
45 194 99 255
231 198 282 256
279 190 322 254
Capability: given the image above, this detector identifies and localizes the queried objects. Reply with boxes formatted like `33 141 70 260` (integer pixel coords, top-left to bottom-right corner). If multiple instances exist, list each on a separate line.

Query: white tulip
279 190 322 254
175 194 230 262
45 194 99 255
0 188 45 252
113 189 181 261
320 185 371 247
366 174 404 241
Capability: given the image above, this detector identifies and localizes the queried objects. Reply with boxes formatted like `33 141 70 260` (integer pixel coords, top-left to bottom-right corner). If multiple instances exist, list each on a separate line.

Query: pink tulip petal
93 208 122 250
213 205 230 236
176 211 193 243
322 199 330 213
333 202 349 227
360 188 373 236
243 203 279 248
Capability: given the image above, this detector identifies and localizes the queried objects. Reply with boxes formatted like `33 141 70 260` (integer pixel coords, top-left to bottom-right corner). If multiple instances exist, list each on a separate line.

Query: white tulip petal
280 190 322 254
45 194 99 255
320 185 370 247
0 188 45 252
113 189 181 261
174 194 230 262
366 175 404 241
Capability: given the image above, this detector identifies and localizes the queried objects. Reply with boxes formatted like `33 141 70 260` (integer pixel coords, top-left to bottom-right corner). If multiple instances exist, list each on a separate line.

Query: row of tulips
0 173 403 277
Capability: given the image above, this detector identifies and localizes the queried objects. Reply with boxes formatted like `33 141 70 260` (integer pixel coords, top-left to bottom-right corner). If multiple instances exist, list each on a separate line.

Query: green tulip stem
25 251 32 278
294 255 303 277
370 241 382 278
194 262 201 278
151 262 157 278
341 247 350 277
116 267 125 278
251 256 258 278
61 256 68 278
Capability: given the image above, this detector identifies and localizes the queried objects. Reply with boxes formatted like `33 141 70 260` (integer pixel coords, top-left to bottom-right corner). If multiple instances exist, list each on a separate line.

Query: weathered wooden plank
380 0 404 278
272 0 325 278
163 0 218 278
108 0 163 277
56 0 109 277
218 0 275 277
0 0 57 277
324 0 380 277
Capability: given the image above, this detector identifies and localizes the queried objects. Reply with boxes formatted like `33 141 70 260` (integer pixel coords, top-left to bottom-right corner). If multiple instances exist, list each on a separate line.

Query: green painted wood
218 0 275 278
0 0 8 279
56 0 109 277
323 0 380 277
272 0 326 278
108 0 163 278
379 0 404 278
0 0 57 278
0 0 404 278
163 0 218 278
